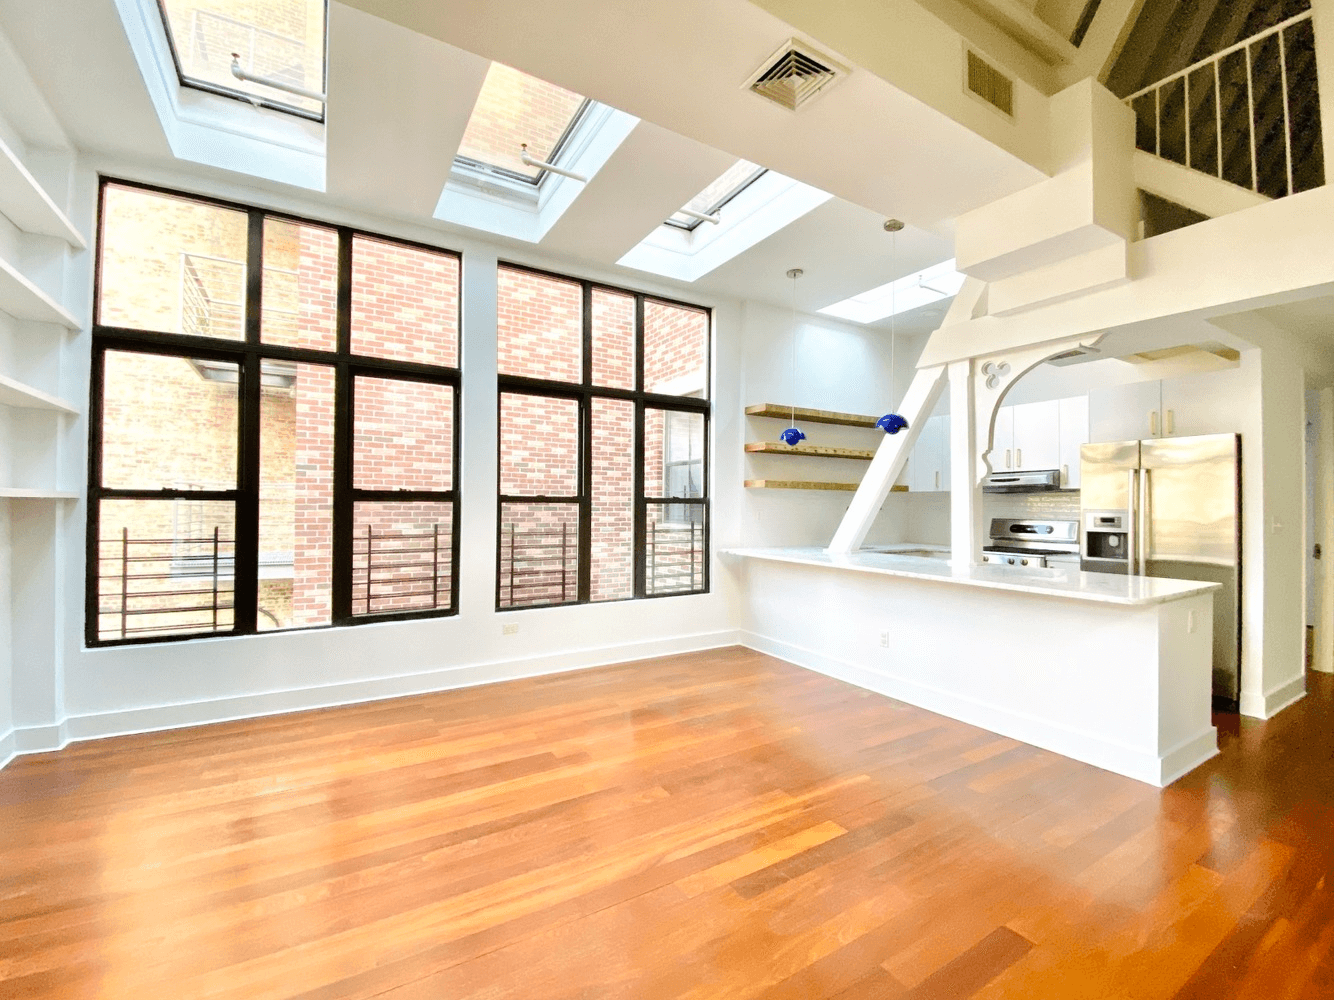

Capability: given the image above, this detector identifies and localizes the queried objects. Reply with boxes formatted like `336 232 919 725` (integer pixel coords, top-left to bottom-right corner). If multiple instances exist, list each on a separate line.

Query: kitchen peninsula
728 546 1220 787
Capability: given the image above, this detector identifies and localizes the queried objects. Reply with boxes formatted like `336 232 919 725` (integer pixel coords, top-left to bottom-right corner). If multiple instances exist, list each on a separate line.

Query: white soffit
434 102 639 244
112 0 326 192
820 258 966 324
617 170 832 282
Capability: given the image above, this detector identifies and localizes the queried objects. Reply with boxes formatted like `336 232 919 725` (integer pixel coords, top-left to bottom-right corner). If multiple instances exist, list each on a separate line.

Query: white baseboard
32 628 741 753
0 729 14 771
1239 674 1307 719
739 630 1214 788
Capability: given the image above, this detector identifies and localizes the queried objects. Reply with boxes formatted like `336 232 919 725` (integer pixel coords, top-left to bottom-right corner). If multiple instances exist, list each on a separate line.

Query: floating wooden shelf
745 403 878 428
0 255 80 329
745 479 859 492
0 136 85 248
0 373 78 414
745 442 875 460
0 488 78 499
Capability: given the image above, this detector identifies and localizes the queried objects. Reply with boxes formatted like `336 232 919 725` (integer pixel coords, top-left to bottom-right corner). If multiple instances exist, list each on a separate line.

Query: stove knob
1021 558 1029 566
1006 556 1016 565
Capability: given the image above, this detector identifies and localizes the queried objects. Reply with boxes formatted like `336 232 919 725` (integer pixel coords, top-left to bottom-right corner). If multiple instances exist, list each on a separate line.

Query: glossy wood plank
1 649 1332 999
744 404 878 427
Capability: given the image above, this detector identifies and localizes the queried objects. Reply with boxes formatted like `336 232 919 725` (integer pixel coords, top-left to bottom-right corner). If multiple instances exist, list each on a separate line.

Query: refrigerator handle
1138 467 1150 575
1127 468 1138 576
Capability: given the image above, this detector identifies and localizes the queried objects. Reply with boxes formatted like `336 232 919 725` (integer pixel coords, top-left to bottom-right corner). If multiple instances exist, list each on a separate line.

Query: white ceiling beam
325 2 489 218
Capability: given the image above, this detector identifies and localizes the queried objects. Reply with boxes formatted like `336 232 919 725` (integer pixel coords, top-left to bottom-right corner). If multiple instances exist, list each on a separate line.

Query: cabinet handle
935 470 940 490
1149 410 1159 436
1061 463 1068 486
1016 448 1022 467
1005 449 1012 468
1165 409 1175 434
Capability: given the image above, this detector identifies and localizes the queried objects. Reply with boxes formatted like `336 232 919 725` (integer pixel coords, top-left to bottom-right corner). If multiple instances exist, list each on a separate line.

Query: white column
827 366 947 554
949 360 983 570
1318 386 1334 673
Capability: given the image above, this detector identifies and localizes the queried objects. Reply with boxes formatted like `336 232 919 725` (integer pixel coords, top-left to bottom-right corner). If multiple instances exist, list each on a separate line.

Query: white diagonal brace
827 365 948 553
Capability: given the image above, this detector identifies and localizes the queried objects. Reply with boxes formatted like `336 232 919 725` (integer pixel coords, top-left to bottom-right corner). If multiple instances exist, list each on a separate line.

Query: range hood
982 469 1062 493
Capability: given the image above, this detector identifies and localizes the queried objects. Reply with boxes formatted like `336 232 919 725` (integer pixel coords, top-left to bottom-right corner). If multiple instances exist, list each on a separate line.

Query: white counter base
730 551 1219 787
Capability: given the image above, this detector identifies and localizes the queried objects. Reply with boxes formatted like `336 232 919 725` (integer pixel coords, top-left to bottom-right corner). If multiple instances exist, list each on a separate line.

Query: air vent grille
966 50 1014 116
747 41 846 111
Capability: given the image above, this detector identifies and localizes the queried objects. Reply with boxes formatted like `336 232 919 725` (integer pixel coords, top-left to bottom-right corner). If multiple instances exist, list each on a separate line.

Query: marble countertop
724 546 1221 607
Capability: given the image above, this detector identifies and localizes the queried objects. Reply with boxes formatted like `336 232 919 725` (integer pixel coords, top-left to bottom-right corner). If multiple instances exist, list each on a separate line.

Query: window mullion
230 211 265 633
331 227 355 622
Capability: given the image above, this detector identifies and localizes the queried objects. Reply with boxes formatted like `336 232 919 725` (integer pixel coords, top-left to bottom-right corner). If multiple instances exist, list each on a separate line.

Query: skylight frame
153 0 330 123
452 96 594 187
663 164 770 232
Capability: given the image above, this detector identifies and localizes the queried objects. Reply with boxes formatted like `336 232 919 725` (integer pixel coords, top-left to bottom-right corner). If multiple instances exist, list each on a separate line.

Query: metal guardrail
500 522 573 609
647 521 704 596
98 526 234 640
352 522 449 616
1124 10 1315 199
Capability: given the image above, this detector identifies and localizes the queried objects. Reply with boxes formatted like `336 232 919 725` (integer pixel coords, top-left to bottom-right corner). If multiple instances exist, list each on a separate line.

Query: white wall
7 155 748 753
738 301 928 548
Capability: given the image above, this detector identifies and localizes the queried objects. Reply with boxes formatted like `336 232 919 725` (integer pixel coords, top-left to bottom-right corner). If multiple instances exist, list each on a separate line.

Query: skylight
818 259 967 325
156 0 327 119
455 63 590 183
664 160 768 230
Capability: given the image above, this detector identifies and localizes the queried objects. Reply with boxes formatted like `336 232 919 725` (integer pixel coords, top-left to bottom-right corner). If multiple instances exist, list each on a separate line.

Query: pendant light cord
790 272 798 426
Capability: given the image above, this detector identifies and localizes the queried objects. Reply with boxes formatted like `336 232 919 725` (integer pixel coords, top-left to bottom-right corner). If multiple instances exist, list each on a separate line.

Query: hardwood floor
1 647 1332 999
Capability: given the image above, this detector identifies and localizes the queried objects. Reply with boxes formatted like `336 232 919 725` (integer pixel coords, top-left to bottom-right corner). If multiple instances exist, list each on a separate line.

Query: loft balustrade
1124 9 1324 200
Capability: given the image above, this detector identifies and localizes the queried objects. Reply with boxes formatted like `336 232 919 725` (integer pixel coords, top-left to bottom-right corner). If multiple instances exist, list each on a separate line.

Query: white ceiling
0 0 1043 322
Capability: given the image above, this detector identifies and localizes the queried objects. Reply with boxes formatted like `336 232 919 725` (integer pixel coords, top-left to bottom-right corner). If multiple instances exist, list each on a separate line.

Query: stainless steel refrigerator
1080 434 1241 708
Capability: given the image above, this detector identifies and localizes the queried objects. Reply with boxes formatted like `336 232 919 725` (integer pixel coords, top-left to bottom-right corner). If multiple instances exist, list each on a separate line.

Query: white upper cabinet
990 406 1014 472
1010 400 1060 471
1089 379 1164 442
1159 365 1249 437
1058 395 1089 488
910 413 950 492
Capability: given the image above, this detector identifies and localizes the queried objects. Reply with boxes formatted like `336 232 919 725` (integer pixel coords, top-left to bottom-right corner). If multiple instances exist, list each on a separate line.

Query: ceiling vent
965 49 1014 117
745 40 848 111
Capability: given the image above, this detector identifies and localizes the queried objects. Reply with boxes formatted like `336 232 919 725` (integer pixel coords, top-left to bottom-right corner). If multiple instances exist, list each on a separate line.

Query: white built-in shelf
0 488 77 499
0 135 85 249
0 255 79 329
0 373 77 414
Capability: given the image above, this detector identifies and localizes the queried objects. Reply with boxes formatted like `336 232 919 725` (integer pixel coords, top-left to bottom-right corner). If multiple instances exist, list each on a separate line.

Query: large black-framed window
88 178 461 646
495 263 711 610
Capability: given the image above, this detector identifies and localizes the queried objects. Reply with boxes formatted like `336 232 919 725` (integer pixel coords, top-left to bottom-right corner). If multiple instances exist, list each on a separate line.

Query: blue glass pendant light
878 219 908 435
780 267 805 447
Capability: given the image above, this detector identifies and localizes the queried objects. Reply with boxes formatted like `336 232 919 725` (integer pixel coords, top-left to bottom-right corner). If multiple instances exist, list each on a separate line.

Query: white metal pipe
675 207 721 225
520 144 588 183
230 54 326 103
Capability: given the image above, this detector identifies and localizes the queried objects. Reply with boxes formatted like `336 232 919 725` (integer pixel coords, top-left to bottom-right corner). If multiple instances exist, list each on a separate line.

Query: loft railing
1124 9 1323 200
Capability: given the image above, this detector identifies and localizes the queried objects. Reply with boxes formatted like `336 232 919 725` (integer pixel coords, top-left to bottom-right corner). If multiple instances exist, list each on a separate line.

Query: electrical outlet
879 631 890 648
502 622 520 636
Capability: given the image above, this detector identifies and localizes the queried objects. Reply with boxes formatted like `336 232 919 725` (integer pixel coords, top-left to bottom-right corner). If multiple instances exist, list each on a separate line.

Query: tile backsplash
983 490 1081 523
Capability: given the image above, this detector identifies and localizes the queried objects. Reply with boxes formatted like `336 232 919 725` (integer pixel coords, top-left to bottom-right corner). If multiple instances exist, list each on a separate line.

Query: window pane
591 398 633 602
666 160 766 228
592 289 635 390
456 63 587 179
352 502 453 616
353 377 454 492
500 393 578 496
99 185 248 339
644 409 705 500
644 301 708 397
102 351 238 490
645 503 705 596
351 237 460 367
498 502 578 608
259 363 334 631
262 219 337 351
158 0 326 116
97 498 235 641
498 267 582 383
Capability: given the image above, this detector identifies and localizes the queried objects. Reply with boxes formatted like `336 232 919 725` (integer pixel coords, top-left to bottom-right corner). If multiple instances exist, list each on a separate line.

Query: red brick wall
351 236 459 367
497 267 581 382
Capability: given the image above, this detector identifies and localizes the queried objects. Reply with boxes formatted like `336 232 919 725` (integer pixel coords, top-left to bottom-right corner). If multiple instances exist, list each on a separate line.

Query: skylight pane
456 63 588 181
157 0 326 117
666 160 767 229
